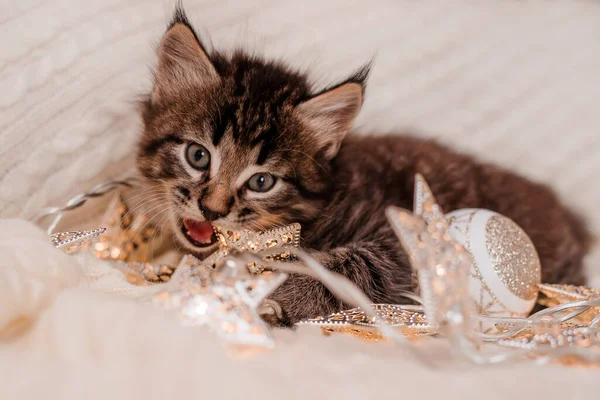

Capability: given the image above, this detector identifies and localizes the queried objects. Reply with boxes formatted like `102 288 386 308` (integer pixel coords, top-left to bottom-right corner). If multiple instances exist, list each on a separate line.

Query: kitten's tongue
183 219 214 243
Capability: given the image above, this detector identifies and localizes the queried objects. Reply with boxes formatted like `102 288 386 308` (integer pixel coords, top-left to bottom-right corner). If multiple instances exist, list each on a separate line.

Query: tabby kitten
137 8 590 324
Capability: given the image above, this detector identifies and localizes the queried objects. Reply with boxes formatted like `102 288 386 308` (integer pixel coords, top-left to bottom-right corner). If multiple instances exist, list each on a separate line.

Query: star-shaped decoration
385 174 473 327
52 227 106 254
201 222 302 274
153 256 287 348
537 284 600 325
387 174 457 262
413 173 449 232
297 304 437 342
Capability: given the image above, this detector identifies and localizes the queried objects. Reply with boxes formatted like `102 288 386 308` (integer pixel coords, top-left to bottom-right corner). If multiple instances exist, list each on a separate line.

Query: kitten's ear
152 9 218 103
296 82 364 159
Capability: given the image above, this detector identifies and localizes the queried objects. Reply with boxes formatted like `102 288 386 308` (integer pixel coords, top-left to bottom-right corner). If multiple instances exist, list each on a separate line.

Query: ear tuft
151 5 218 103
168 1 202 47
170 1 190 27
344 62 372 94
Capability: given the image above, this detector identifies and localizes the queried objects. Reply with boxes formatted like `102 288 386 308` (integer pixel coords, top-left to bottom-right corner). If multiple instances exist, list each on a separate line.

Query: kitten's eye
185 143 211 170
247 173 276 192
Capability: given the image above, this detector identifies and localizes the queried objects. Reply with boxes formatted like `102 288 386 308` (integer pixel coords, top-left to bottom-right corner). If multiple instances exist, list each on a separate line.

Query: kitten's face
137 14 364 255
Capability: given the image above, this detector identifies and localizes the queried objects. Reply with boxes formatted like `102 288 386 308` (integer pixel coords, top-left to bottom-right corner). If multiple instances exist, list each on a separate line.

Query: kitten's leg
269 238 413 325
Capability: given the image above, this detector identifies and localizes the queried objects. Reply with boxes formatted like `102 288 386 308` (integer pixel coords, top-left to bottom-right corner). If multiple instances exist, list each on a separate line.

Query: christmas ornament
116 261 177 285
52 227 106 253
205 223 302 274
386 174 473 327
158 254 215 288
495 322 600 366
297 304 436 342
153 257 287 348
446 209 541 320
384 174 599 367
537 284 600 324
125 223 302 285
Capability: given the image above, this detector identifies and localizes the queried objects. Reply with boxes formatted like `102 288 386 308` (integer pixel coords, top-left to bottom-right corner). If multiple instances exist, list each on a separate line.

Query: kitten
137 8 590 325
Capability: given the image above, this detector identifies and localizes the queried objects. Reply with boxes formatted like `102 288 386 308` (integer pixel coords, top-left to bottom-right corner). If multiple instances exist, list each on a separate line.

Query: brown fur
136 7 591 325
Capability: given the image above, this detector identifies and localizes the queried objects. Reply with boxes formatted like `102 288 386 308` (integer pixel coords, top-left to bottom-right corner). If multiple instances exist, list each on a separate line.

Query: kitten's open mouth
181 218 218 248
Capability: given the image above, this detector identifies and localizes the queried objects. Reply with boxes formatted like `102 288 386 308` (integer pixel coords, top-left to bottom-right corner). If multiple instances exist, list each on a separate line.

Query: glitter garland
298 304 436 341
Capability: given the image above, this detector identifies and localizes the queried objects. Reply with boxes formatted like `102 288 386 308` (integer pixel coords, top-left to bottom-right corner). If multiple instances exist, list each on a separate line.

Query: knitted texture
1 0 599 277
1 2 600 397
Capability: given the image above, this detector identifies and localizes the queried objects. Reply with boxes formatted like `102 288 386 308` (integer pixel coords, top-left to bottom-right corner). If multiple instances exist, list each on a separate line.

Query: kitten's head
137 8 367 254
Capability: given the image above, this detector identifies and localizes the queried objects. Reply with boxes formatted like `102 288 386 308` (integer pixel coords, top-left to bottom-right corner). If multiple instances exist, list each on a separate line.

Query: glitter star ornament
446 209 541 321
537 284 600 324
202 223 301 274
52 228 106 253
154 257 287 348
297 304 437 342
386 174 473 327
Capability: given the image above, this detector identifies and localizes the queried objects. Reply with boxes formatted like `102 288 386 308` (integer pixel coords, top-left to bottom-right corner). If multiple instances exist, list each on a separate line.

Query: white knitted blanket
1 1 600 398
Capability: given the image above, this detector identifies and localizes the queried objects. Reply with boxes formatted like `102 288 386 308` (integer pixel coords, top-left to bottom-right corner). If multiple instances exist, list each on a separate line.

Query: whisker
148 208 179 262
124 192 169 214
277 148 328 174
132 208 172 259
123 192 169 212
114 188 167 216
123 185 167 202
127 198 171 246
124 185 167 202
131 196 171 226
121 190 169 222
281 159 299 181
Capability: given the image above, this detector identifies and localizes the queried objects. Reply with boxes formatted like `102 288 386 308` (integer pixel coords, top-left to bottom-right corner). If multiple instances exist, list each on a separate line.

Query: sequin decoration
52 227 106 253
116 261 176 285
201 223 302 274
496 323 600 366
297 304 437 342
90 193 164 263
537 284 600 324
486 216 540 300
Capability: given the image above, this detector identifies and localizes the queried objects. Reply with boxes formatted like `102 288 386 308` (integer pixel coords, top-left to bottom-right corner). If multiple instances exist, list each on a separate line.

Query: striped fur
137 7 590 325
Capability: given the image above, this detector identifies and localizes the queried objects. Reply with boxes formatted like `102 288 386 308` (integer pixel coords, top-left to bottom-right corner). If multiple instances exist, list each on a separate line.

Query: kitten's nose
199 183 232 221
198 200 224 222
